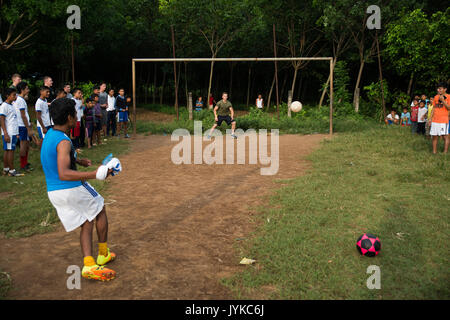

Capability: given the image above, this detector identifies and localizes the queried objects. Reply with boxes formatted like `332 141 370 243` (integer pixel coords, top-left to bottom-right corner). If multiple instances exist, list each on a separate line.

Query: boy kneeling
41 98 116 281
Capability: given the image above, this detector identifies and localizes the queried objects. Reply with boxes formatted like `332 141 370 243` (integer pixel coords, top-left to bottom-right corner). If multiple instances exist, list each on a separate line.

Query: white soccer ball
290 101 303 113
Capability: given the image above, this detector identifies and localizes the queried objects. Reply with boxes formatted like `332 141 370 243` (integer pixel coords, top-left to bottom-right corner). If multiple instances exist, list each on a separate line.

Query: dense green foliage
1 1 448 119
136 103 379 135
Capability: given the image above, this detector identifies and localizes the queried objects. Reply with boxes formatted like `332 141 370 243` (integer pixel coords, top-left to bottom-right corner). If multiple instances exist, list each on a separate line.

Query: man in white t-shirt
0 88 21 177
256 94 264 110
36 86 52 140
385 110 399 125
106 88 117 136
71 88 84 150
417 100 428 135
14 82 34 171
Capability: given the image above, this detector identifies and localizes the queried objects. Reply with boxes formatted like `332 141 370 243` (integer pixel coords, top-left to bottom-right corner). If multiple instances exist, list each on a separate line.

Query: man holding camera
430 83 450 154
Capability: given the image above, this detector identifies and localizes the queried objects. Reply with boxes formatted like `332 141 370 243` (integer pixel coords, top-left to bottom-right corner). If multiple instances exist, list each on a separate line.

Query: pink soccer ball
356 233 381 257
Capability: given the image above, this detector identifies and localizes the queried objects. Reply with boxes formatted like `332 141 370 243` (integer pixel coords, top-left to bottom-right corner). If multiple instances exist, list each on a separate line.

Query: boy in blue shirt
400 107 411 127
41 98 116 281
115 88 129 138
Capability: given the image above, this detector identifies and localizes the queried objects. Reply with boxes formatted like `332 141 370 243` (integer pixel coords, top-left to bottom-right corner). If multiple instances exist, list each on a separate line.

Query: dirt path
0 134 326 299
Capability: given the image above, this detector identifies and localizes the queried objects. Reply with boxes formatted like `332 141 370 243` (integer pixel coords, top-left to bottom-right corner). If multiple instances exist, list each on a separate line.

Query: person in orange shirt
430 83 450 154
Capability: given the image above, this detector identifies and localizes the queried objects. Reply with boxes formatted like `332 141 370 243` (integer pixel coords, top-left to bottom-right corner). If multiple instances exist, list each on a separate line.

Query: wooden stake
171 26 179 120
188 92 193 120
132 59 136 137
329 59 334 136
273 24 280 120
287 90 293 118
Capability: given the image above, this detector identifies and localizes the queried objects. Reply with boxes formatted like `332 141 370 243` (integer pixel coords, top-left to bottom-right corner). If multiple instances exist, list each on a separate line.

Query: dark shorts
216 115 235 126
2 135 17 151
119 111 128 123
101 109 108 126
19 126 30 142
85 122 94 138
94 119 102 131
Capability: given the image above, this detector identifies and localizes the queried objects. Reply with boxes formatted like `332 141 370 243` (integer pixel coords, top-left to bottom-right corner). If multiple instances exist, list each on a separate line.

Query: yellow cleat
96 248 116 266
82 265 116 281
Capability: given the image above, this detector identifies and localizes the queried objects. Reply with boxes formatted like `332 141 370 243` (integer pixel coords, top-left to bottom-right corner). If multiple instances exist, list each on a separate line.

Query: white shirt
417 107 428 123
256 98 263 108
35 98 51 127
386 114 399 121
0 102 19 136
13 95 30 127
72 98 83 121
0 94 3 105
107 95 116 111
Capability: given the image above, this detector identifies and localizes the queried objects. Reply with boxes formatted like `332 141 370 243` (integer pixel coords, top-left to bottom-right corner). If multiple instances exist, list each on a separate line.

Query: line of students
0 77 131 177
385 83 450 154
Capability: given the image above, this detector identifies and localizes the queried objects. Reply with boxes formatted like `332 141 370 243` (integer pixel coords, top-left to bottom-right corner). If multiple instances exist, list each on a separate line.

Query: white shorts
47 182 105 232
430 122 449 136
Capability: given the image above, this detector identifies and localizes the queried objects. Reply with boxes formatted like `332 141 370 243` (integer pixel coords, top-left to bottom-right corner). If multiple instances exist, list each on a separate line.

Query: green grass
223 126 450 299
0 270 12 300
136 104 379 135
0 137 130 238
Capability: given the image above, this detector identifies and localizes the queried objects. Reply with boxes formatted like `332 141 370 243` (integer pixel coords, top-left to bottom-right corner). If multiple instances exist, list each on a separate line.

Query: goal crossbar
131 57 334 135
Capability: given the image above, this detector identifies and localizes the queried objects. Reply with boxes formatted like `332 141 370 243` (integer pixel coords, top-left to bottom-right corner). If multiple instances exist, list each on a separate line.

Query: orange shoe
82 265 116 281
96 248 116 265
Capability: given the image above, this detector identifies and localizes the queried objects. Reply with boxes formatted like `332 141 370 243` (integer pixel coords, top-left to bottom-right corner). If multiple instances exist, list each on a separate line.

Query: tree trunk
207 59 215 109
153 64 157 105
229 62 234 99
319 57 336 108
290 67 299 99
246 65 252 107
184 62 188 107
407 72 414 97
266 73 276 111
144 65 151 104
353 59 365 112
319 77 329 108
160 70 166 105
280 71 288 102
176 62 181 106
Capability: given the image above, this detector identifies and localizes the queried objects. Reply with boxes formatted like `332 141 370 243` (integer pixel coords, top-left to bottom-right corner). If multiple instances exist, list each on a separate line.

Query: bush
136 103 381 135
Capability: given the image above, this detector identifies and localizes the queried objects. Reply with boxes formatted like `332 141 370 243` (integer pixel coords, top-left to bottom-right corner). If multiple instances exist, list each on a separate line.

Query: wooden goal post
131 57 334 136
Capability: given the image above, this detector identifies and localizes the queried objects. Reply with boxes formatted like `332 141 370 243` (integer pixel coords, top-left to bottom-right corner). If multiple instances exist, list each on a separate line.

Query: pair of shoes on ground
3 169 25 177
81 248 117 282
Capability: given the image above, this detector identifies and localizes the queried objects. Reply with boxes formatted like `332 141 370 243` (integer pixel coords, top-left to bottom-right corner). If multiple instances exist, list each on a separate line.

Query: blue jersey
41 128 82 192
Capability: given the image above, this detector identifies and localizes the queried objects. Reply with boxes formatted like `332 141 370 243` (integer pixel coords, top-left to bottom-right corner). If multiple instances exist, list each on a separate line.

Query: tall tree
160 0 251 108
384 8 450 93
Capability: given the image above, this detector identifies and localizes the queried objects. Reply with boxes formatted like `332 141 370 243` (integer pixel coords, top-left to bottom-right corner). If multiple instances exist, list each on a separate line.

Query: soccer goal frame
131 57 334 136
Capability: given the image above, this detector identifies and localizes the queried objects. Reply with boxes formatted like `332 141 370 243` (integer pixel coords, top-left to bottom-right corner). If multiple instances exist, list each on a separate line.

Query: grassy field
0 136 130 238
135 103 379 135
224 125 449 299
1 111 448 299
